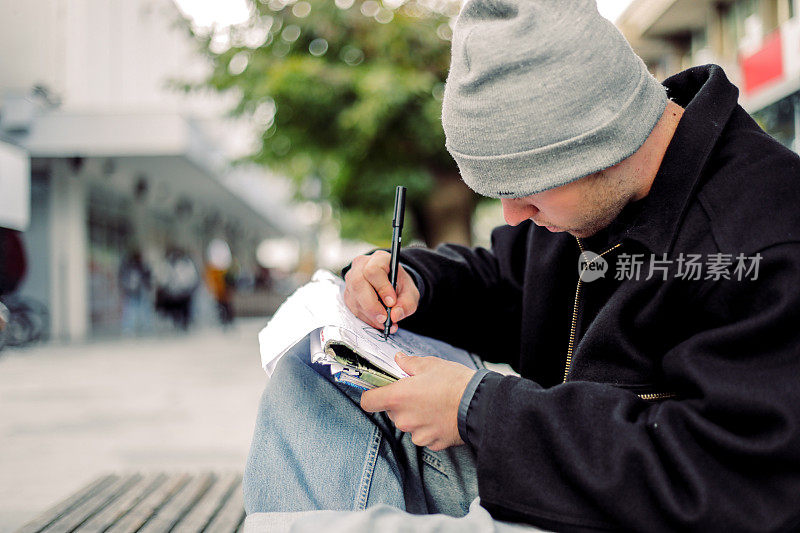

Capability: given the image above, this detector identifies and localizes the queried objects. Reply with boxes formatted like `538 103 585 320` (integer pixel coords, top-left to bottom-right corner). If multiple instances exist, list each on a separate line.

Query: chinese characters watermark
578 252 762 282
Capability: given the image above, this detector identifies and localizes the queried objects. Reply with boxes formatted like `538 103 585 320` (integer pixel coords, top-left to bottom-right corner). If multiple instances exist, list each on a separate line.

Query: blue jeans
242 334 480 517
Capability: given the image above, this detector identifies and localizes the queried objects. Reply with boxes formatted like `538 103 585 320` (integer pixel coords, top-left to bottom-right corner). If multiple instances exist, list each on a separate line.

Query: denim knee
242 343 376 513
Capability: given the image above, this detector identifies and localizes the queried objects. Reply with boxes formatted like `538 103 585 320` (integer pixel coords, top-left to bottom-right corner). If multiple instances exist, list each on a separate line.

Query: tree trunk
416 169 477 248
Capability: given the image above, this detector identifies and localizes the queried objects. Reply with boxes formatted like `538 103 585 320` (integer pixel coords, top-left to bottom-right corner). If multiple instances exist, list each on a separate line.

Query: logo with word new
578 251 608 282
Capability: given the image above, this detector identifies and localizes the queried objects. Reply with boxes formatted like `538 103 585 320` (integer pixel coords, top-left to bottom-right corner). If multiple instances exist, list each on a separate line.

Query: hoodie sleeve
463 242 800 532
396 222 532 364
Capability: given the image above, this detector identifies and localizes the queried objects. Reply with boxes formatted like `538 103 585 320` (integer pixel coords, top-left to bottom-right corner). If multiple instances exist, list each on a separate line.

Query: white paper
258 269 477 377
309 327 345 374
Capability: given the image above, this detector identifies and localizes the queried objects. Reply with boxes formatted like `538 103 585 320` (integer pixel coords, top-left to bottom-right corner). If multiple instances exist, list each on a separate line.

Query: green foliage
183 0 461 244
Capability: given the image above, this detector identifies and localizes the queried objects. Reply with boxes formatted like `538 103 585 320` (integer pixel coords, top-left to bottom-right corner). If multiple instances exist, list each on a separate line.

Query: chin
569 228 598 239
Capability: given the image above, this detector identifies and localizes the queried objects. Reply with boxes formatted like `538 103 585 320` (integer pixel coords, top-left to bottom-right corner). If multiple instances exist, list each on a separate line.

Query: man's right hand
343 251 420 334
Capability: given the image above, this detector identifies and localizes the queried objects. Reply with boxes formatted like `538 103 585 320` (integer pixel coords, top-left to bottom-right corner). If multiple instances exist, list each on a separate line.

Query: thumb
395 352 423 375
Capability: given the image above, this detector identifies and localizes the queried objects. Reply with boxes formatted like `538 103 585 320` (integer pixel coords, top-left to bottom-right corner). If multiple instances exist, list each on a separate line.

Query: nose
501 198 539 226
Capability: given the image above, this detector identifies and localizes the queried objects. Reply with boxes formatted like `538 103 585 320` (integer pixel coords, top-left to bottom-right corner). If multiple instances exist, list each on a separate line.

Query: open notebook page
258 269 478 377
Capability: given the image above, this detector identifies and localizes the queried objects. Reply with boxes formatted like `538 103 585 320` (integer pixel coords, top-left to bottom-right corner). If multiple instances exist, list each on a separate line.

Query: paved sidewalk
0 319 269 532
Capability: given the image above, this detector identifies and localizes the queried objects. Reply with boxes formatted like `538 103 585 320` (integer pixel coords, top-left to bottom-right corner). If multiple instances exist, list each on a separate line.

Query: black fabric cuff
399 263 426 303
458 369 498 447
464 370 508 449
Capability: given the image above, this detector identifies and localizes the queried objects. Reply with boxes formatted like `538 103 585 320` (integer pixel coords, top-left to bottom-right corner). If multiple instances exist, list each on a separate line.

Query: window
735 0 760 39
752 93 797 150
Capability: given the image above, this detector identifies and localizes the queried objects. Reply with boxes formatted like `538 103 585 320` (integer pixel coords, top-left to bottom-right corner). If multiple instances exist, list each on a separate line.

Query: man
243 0 800 530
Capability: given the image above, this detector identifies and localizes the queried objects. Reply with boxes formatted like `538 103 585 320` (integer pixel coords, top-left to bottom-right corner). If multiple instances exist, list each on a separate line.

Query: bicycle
0 301 9 352
0 295 50 348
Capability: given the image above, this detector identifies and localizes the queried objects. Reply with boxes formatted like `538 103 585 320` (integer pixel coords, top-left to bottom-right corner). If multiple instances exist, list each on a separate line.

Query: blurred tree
179 0 477 247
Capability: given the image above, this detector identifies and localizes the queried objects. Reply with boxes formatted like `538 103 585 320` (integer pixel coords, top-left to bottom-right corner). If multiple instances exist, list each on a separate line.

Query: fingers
342 285 381 330
344 255 389 329
360 379 411 413
394 268 420 319
395 352 430 376
362 252 396 307
384 266 420 325
360 385 393 413
411 432 436 448
384 407 418 435
344 252 420 331
351 282 388 327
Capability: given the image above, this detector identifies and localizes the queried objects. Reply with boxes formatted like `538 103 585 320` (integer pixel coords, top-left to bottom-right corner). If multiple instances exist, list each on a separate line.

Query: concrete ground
0 319 268 532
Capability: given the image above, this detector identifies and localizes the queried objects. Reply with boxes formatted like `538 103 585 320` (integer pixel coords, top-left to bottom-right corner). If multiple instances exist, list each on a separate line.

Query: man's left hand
360 353 476 451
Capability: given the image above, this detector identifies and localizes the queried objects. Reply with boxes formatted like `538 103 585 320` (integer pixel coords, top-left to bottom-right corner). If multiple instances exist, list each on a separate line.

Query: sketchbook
258 270 479 390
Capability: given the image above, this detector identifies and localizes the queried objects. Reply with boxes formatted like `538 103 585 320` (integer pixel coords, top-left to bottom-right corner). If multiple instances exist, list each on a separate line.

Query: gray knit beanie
442 0 668 198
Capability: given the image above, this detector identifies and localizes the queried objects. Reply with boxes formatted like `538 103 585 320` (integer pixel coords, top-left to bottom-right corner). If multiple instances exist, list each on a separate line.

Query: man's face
500 166 638 239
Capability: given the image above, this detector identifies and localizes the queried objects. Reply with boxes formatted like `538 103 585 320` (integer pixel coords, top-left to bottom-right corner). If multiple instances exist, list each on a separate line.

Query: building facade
0 0 302 341
619 0 800 151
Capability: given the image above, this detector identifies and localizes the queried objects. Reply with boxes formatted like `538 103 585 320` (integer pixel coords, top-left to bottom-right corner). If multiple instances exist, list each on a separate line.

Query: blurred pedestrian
155 247 200 331
0 227 27 297
118 249 152 335
204 238 235 327
204 263 234 327
255 266 273 291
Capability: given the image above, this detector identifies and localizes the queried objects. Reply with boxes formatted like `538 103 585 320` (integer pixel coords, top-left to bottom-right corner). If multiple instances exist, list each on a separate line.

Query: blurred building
0 0 304 341
619 0 800 151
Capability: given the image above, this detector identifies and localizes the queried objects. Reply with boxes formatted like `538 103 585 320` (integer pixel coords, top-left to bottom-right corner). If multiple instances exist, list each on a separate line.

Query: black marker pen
384 186 406 338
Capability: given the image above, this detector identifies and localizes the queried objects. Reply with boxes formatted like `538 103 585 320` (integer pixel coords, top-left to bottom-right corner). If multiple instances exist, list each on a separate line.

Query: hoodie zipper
638 392 677 401
562 237 621 383
563 238 676 402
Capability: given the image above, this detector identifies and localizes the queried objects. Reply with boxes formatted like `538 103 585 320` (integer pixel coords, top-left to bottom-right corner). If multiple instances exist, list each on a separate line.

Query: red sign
740 30 784 94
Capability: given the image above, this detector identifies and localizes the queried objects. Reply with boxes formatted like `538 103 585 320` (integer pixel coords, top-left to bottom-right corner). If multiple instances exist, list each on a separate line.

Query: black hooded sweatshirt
397 65 800 532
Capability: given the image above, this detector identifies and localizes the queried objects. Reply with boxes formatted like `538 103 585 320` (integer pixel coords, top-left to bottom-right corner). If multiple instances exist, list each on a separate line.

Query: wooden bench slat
105 473 190 533
204 476 245 533
45 475 138 533
15 475 117 533
171 472 240 533
19 472 247 533
75 473 166 532
137 472 215 533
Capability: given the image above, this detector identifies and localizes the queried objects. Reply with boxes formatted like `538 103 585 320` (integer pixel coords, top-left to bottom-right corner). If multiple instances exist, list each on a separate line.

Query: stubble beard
566 170 637 239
